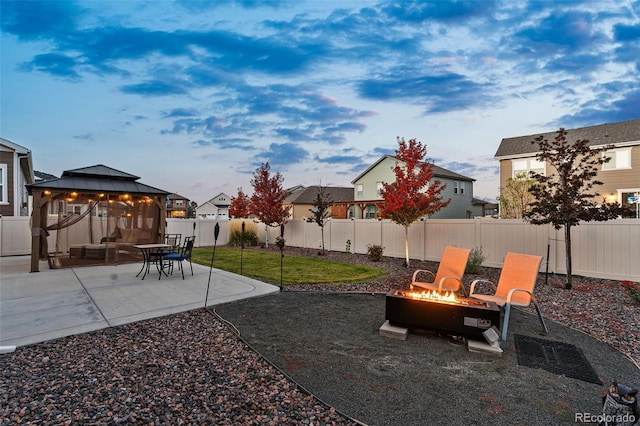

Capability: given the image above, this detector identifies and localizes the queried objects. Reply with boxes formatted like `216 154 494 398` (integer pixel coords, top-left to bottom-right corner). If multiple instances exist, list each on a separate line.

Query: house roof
168 193 190 201
351 155 475 184
495 118 640 159
200 192 231 207
26 164 170 196
34 170 58 182
1 137 35 183
284 186 354 204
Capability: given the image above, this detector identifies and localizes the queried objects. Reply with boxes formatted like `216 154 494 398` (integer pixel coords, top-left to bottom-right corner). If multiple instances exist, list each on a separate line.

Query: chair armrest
412 269 436 283
505 288 534 306
437 276 466 296
469 279 497 296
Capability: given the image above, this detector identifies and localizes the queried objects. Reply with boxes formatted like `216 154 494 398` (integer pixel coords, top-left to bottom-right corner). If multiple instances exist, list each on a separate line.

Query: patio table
133 243 171 280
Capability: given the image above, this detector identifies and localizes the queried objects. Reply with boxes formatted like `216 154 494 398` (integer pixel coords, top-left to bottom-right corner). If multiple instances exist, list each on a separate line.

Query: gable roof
26 164 170 195
284 186 354 204
351 155 475 184
1 137 35 183
495 118 640 159
200 192 231 207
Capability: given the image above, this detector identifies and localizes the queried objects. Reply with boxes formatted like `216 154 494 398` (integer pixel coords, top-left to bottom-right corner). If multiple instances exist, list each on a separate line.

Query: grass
191 247 384 286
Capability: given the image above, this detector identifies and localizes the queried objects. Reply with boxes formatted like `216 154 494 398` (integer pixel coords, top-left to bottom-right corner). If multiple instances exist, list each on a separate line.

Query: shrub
366 244 384 262
228 221 259 247
465 246 486 273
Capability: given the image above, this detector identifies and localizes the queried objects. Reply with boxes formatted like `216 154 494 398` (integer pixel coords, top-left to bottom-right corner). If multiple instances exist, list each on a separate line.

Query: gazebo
26 165 171 272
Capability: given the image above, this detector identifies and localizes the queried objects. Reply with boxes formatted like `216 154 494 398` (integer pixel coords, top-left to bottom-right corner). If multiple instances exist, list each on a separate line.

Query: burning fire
401 289 462 304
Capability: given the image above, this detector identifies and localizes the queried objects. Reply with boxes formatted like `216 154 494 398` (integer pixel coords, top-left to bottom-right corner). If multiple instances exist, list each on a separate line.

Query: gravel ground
1 247 638 425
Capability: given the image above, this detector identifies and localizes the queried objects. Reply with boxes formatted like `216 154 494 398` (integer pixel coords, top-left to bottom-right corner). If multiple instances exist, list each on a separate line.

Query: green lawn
191 247 384 286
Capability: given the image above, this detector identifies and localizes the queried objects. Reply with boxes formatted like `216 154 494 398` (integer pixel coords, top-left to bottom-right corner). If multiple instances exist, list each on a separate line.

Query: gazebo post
30 192 43 272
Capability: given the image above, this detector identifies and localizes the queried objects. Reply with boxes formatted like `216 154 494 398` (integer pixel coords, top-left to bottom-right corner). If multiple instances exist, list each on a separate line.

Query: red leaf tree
250 162 290 247
229 187 251 219
380 137 451 267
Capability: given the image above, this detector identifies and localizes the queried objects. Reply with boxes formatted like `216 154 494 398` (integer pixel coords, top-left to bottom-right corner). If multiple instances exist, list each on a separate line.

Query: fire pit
385 289 501 339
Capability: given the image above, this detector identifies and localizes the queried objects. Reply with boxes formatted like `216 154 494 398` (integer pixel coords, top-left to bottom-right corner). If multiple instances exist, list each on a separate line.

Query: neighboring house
283 185 354 220
166 193 190 218
0 137 35 217
350 155 476 219
495 119 640 218
471 197 498 218
196 193 231 219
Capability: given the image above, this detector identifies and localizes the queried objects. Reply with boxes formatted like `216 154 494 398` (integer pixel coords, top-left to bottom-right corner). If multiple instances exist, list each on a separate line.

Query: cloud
120 80 188 96
1 0 81 40
19 53 81 80
253 142 309 167
382 0 495 23
357 71 493 113
73 133 95 141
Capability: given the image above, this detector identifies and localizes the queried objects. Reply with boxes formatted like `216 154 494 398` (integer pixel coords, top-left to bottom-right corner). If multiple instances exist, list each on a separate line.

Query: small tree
310 185 333 255
250 162 290 247
498 172 537 219
379 137 451 267
229 187 251 219
524 128 624 289
187 201 198 218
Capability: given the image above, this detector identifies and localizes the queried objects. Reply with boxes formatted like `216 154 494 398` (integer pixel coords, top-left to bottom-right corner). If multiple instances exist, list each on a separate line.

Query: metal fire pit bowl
385 289 501 339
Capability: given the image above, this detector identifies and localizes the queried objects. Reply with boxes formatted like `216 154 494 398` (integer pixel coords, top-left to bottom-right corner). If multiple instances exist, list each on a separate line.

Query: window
356 184 363 197
376 181 383 196
454 181 465 195
175 199 184 206
512 158 545 177
0 164 6 204
603 148 631 170
365 204 378 219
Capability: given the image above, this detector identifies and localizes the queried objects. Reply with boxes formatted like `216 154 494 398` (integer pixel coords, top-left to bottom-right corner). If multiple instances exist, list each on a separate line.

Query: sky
1 0 639 204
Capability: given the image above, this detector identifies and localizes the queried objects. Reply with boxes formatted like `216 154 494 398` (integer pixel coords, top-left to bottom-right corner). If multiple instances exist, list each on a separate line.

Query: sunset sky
2 0 639 204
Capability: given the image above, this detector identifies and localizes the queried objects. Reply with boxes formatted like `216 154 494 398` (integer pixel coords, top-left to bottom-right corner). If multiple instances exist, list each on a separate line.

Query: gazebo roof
27 164 170 196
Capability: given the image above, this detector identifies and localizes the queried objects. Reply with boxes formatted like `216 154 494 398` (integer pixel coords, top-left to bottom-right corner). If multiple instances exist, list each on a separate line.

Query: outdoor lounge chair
468 252 548 341
410 246 471 296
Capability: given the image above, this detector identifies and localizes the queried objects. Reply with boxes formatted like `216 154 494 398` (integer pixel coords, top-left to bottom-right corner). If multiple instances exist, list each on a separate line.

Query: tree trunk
404 226 410 268
320 225 325 255
264 224 269 248
564 225 572 290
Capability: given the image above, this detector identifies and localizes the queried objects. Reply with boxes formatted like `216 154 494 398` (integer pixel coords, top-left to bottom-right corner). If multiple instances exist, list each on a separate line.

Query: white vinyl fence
2 216 639 281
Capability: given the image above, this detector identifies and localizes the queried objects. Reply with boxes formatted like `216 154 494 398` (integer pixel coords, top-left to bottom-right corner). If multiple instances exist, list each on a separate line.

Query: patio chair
162 236 195 279
410 246 471 296
149 233 182 269
468 252 548 341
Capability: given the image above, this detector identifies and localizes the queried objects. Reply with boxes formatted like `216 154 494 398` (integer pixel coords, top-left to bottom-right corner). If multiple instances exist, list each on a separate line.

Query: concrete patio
0 255 279 349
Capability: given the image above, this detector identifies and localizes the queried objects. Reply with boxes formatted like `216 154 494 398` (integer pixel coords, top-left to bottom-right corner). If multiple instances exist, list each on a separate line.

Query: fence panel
0 217 31 256
3 216 639 281
328 219 355 253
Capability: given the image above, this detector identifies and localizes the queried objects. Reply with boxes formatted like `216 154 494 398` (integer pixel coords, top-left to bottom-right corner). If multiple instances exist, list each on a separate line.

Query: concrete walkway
0 256 279 349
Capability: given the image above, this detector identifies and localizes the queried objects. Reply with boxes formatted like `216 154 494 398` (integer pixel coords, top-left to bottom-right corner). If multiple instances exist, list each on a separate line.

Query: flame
402 289 461 304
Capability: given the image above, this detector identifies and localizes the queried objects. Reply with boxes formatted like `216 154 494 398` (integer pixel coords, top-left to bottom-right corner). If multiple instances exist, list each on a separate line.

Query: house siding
353 156 396 201
598 146 640 197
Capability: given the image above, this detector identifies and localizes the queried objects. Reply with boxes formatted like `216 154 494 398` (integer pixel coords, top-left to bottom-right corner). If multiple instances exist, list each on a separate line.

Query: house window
376 181 383 196
454 181 465 195
603 148 631 170
175 199 184 206
0 164 6 204
512 158 545 177
365 204 378 219
356 184 363 197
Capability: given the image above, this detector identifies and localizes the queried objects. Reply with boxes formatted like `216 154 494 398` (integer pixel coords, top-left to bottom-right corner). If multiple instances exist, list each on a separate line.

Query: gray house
350 155 476 219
